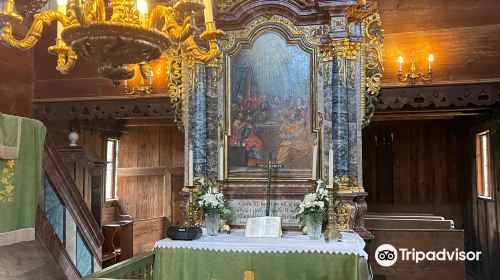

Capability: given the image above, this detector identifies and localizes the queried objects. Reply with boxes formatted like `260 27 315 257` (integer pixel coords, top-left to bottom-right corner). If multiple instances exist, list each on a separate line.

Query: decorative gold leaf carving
361 12 384 127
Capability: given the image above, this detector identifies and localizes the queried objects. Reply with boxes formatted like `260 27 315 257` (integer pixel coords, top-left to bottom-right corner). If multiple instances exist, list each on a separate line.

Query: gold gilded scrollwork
215 0 315 12
318 39 360 89
336 202 355 231
361 12 384 127
166 46 186 131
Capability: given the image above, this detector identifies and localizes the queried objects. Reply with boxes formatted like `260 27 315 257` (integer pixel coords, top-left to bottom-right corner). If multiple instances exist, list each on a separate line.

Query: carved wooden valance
377 82 500 110
32 96 174 121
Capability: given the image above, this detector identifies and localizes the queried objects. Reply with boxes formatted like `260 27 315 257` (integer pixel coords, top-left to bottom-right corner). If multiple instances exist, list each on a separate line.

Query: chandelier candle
137 0 148 27
203 0 214 28
56 0 67 44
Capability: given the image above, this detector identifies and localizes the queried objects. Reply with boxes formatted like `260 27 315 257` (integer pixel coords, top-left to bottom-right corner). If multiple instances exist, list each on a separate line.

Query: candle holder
182 184 200 226
124 63 153 95
397 54 434 85
325 184 342 242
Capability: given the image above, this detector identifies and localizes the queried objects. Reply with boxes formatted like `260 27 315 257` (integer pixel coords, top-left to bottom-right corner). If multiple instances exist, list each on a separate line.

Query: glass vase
305 213 323 240
205 212 220 236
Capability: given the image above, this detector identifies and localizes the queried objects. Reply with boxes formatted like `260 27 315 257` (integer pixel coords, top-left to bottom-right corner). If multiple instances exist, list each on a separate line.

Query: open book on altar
245 217 282 238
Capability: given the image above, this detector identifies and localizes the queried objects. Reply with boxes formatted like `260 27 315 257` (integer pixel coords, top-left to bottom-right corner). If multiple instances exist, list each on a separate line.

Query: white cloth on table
154 231 367 258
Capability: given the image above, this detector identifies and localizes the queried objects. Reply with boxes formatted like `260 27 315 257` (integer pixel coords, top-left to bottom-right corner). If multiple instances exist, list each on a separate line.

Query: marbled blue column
189 64 207 177
205 67 219 177
347 60 359 178
331 58 349 176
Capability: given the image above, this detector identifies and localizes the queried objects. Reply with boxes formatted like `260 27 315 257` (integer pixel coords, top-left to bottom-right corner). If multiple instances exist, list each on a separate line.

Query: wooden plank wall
466 122 500 279
0 24 34 116
379 0 500 86
362 120 469 225
117 119 184 222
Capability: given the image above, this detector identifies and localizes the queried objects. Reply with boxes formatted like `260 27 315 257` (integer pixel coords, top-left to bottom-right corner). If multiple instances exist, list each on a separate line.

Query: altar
153 231 369 280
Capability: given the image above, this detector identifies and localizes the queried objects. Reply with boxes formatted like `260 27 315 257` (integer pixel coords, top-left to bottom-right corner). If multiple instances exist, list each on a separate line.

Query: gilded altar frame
220 16 322 182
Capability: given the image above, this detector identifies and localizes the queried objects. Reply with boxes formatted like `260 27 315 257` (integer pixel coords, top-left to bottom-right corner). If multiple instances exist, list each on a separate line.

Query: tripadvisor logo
374 244 481 267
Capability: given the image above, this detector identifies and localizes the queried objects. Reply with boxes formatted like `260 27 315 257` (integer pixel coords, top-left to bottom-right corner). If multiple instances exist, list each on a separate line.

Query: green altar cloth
0 114 46 246
153 247 363 280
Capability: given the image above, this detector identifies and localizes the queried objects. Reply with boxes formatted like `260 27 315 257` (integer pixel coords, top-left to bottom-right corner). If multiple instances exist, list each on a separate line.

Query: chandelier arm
56 48 78 74
153 6 193 42
184 37 219 62
0 10 72 50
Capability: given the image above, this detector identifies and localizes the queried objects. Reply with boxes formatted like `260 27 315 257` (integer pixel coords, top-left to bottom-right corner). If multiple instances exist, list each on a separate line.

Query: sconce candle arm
397 58 433 85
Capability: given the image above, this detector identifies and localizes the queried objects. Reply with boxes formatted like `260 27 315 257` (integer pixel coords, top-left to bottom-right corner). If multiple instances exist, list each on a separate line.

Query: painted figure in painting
277 98 311 168
227 31 313 179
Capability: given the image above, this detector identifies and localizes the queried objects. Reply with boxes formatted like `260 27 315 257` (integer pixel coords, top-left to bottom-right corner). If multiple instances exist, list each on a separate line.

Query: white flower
317 201 324 209
304 193 317 204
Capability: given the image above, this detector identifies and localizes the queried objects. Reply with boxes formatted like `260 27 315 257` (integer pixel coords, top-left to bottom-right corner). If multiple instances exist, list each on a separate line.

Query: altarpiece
181 0 383 238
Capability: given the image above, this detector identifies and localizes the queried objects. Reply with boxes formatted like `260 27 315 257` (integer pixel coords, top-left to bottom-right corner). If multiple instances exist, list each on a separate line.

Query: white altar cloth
154 230 367 258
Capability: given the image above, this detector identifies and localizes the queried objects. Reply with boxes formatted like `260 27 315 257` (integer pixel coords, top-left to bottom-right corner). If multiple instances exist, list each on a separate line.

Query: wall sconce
397 54 434 85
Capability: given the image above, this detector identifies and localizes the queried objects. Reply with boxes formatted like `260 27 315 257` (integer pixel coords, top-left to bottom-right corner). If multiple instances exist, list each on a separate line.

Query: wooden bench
367 213 465 280
365 217 455 230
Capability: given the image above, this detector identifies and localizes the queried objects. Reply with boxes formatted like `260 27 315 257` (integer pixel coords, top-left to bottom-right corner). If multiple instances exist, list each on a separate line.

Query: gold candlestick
325 185 342 242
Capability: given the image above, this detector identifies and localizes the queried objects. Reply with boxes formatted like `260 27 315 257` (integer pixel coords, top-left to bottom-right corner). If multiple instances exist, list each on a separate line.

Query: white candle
203 0 214 25
56 0 67 42
397 56 403 72
428 54 434 71
188 149 194 186
137 0 148 27
328 146 333 187
218 144 224 180
312 143 318 180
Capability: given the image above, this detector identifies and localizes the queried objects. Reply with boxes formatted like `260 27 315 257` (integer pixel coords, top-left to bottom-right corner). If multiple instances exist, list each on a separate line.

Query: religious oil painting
227 31 314 180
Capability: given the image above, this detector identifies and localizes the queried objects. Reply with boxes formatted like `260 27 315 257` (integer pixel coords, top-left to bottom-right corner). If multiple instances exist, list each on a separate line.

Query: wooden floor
0 240 66 280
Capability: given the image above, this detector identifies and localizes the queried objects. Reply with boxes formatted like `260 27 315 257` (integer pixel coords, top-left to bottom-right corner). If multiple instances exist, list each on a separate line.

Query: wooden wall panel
379 0 500 86
363 120 469 225
0 25 33 116
116 121 184 222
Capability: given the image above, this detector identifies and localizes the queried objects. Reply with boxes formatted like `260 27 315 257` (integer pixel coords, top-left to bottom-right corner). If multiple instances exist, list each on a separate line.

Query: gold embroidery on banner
0 160 16 203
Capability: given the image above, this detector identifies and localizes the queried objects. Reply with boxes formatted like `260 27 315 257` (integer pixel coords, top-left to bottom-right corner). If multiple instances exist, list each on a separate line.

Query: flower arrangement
194 176 231 216
296 179 330 223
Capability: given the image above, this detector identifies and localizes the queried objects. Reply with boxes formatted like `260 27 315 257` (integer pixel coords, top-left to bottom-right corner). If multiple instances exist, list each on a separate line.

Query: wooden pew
365 217 455 230
367 213 465 280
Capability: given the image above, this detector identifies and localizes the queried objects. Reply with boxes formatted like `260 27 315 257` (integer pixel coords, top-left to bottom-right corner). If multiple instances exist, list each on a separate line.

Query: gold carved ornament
0 0 223 85
318 38 361 89
361 12 384 127
215 0 315 12
0 160 15 203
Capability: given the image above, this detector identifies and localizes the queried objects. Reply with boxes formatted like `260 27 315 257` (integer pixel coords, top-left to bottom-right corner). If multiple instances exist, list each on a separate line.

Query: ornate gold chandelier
0 0 223 84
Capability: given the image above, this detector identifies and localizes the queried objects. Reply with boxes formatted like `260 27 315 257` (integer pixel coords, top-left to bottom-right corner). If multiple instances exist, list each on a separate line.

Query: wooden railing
42 136 105 262
83 252 155 280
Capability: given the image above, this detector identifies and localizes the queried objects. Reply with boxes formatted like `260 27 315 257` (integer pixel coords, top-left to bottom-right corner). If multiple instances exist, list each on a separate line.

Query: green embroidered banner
0 115 46 246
